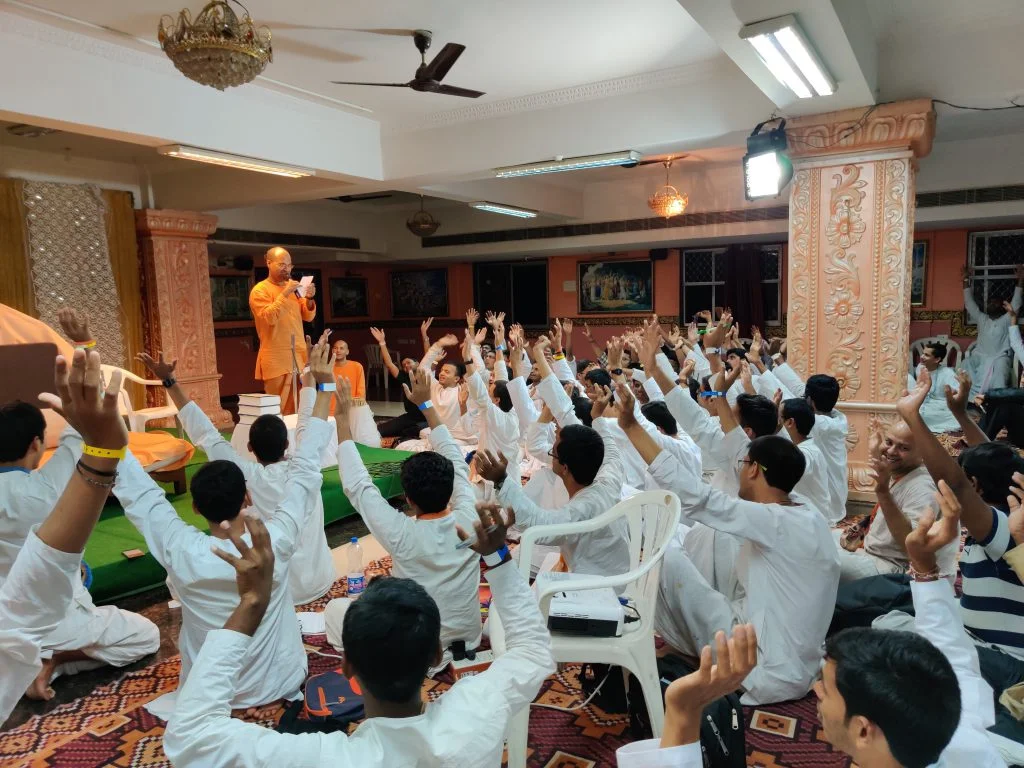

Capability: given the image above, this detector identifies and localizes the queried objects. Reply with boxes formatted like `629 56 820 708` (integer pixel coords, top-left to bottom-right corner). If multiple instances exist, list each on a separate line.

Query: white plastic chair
490 490 682 768
100 364 180 433
963 340 1024 387
911 335 962 370
364 344 388 402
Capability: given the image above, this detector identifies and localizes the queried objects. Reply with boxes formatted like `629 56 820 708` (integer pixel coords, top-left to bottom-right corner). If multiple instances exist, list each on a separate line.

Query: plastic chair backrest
519 489 681 637
364 344 384 368
911 335 962 369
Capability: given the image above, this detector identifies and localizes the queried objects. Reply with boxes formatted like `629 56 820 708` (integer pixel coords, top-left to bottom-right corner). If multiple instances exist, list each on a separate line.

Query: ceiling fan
331 30 484 98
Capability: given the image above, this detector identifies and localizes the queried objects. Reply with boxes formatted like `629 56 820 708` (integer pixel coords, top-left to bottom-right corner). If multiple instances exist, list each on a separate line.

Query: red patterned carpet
0 558 854 768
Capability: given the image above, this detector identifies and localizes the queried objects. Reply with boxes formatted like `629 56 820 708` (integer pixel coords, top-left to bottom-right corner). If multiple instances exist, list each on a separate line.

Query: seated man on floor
909 340 962 434
137 342 336 606
332 369 483 672
836 420 960 583
620 484 1004 767
0 314 159 702
613 381 840 705
163 505 555 767
369 327 426 440
397 331 475 452
476 380 630 581
0 346 141 721
112 340 336 716
780 398 840 523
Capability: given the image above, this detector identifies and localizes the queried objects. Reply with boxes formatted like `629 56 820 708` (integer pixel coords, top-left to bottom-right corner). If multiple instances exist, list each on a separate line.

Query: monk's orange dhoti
249 279 316 416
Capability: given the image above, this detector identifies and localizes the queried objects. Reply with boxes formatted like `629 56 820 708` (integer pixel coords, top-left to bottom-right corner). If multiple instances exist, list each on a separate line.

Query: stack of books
238 393 281 426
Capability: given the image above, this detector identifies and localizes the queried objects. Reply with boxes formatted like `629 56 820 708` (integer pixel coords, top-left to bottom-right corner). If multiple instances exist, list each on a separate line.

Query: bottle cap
350 537 358 544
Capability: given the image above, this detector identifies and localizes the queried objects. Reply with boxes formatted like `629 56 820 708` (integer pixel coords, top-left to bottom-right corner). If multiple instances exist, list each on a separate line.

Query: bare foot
25 658 57 701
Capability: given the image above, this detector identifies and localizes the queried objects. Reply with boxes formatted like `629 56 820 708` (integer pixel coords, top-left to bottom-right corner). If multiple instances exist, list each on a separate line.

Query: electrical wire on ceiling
752 103 886 150
932 98 1024 111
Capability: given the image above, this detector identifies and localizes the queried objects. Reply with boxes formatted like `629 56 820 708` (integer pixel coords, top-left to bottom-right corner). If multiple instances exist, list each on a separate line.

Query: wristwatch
611 368 623 376
464 359 474 365
162 377 176 389
705 347 720 355
482 545 511 569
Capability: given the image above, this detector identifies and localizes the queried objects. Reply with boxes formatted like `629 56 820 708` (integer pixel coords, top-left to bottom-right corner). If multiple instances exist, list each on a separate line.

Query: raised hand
748 329 763 362
46 350 128 451
904 480 962 573
739 360 755 393
308 337 336 384
466 308 480 331
369 326 386 345
1004 301 1018 325
421 317 434 336
57 307 92 344
213 514 275 636
136 351 177 382
869 453 892 494
896 368 931 421
333 376 353 416
533 335 552 359
458 381 469 408
474 449 509 484
663 625 757 748
402 366 434 406
590 384 615 421
680 358 696 381
582 322 594 341
945 370 972 415
613 381 636 429
1008 472 1024 545
456 503 515 556
474 326 488 344
438 333 459 348
561 317 573 337
687 322 699 345
549 320 563 351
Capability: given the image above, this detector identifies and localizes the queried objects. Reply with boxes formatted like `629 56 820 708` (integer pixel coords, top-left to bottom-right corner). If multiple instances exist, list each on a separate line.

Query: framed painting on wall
210 275 252 322
577 259 654 314
391 268 449 317
329 277 369 318
911 240 928 306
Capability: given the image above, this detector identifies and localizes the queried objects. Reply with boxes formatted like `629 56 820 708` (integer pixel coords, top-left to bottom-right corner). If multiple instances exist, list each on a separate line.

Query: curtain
102 189 146 404
0 179 34 316
722 245 765 333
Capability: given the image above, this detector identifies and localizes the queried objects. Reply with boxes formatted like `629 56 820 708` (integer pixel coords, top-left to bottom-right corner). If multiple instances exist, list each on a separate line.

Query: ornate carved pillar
136 209 232 428
785 99 935 498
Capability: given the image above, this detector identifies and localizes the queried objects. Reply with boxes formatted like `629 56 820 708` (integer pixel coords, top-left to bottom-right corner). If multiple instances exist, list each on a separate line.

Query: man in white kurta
963 269 1023 398
337 401 483 661
162 532 555 768
909 341 962 434
177 387 336 604
112 414 331 713
397 337 477 452
780 399 840 524
0 412 158 689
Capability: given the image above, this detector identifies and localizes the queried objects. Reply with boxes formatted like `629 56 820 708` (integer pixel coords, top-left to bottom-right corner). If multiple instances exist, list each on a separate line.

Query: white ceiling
16 0 722 119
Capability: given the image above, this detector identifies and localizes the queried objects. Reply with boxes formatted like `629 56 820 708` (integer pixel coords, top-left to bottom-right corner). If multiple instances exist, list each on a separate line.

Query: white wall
0 144 143 200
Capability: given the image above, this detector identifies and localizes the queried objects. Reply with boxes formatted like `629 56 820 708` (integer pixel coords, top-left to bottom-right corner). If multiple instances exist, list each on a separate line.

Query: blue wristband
496 345 506 352
419 400 433 411
316 382 336 392
703 390 726 397
483 545 510 568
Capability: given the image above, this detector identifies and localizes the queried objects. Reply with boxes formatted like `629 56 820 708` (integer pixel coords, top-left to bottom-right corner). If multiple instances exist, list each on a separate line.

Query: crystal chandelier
648 159 689 219
406 196 441 237
158 1 272 91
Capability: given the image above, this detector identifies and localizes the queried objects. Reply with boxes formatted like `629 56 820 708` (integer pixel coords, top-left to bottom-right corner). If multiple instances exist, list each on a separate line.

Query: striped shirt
959 506 1024 660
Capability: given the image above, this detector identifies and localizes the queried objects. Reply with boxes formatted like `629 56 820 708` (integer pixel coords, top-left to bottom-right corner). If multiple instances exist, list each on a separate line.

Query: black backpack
627 655 746 768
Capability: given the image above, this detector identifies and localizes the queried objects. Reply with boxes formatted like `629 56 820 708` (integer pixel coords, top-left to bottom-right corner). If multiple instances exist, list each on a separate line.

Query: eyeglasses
548 447 559 462
737 458 768 472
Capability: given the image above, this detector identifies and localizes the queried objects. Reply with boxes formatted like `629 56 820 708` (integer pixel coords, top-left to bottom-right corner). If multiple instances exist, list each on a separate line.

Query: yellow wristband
74 340 97 350
82 445 127 460
552 353 566 361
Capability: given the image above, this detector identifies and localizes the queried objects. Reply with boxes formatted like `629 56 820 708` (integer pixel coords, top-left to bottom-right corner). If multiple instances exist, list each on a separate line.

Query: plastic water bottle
346 537 365 598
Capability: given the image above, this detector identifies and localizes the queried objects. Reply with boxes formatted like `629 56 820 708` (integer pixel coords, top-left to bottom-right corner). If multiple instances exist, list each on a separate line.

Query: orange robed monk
329 338 381 447
248 247 316 415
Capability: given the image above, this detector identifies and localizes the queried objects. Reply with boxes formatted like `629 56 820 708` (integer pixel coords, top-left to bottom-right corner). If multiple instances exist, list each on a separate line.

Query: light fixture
647 159 689 219
158 0 272 90
157 145 315 178
470 201 538 218
406 196 441 237
494 150 641 178
740 14 835 98
742 120 793 200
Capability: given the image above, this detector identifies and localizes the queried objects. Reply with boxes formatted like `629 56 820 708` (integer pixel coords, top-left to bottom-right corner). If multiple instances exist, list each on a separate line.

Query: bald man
248 248 316 415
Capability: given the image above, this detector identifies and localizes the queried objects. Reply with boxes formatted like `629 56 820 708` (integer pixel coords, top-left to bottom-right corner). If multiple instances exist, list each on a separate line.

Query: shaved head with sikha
265 247 293 284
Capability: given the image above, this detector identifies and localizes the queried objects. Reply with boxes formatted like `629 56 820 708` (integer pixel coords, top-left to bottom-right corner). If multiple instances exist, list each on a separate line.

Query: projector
536 572 625 638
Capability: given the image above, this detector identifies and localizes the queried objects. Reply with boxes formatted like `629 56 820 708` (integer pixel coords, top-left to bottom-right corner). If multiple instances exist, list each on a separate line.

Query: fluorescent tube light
470 201 538 218
494 151 641 178
156 145 315 178
740 14 836 99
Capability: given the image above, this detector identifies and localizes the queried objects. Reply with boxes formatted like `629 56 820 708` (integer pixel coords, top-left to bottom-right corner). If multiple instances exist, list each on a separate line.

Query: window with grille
681 245 782 324
968 230 1024 323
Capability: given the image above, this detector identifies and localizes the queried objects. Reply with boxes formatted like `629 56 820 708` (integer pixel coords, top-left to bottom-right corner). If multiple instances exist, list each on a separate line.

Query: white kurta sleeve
428 424 477 529
264 418 331 560
507 376 541 437
0 530 81 723
538 373 580 427
644 376 665 402
164 629 331 767
1010 325 1024 364
339 439 418 560
648 452 783 548
663 386 723 460
178 401 259 483
551 355 575 382
771 363 806 398
494 359 509 382
28 426 83 511
616 740 704 768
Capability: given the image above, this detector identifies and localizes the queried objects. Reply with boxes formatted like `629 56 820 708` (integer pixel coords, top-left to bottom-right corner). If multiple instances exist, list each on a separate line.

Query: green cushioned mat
84 443 410 604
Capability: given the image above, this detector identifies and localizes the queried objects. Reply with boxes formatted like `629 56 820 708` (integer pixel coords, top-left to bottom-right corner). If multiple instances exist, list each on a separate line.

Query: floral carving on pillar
136 209 232 428
784 99 935 496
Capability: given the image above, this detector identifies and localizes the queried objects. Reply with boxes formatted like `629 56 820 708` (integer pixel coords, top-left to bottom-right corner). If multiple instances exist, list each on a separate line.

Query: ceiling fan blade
330 81 411 88
420 42 465 82
433 84 485 99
